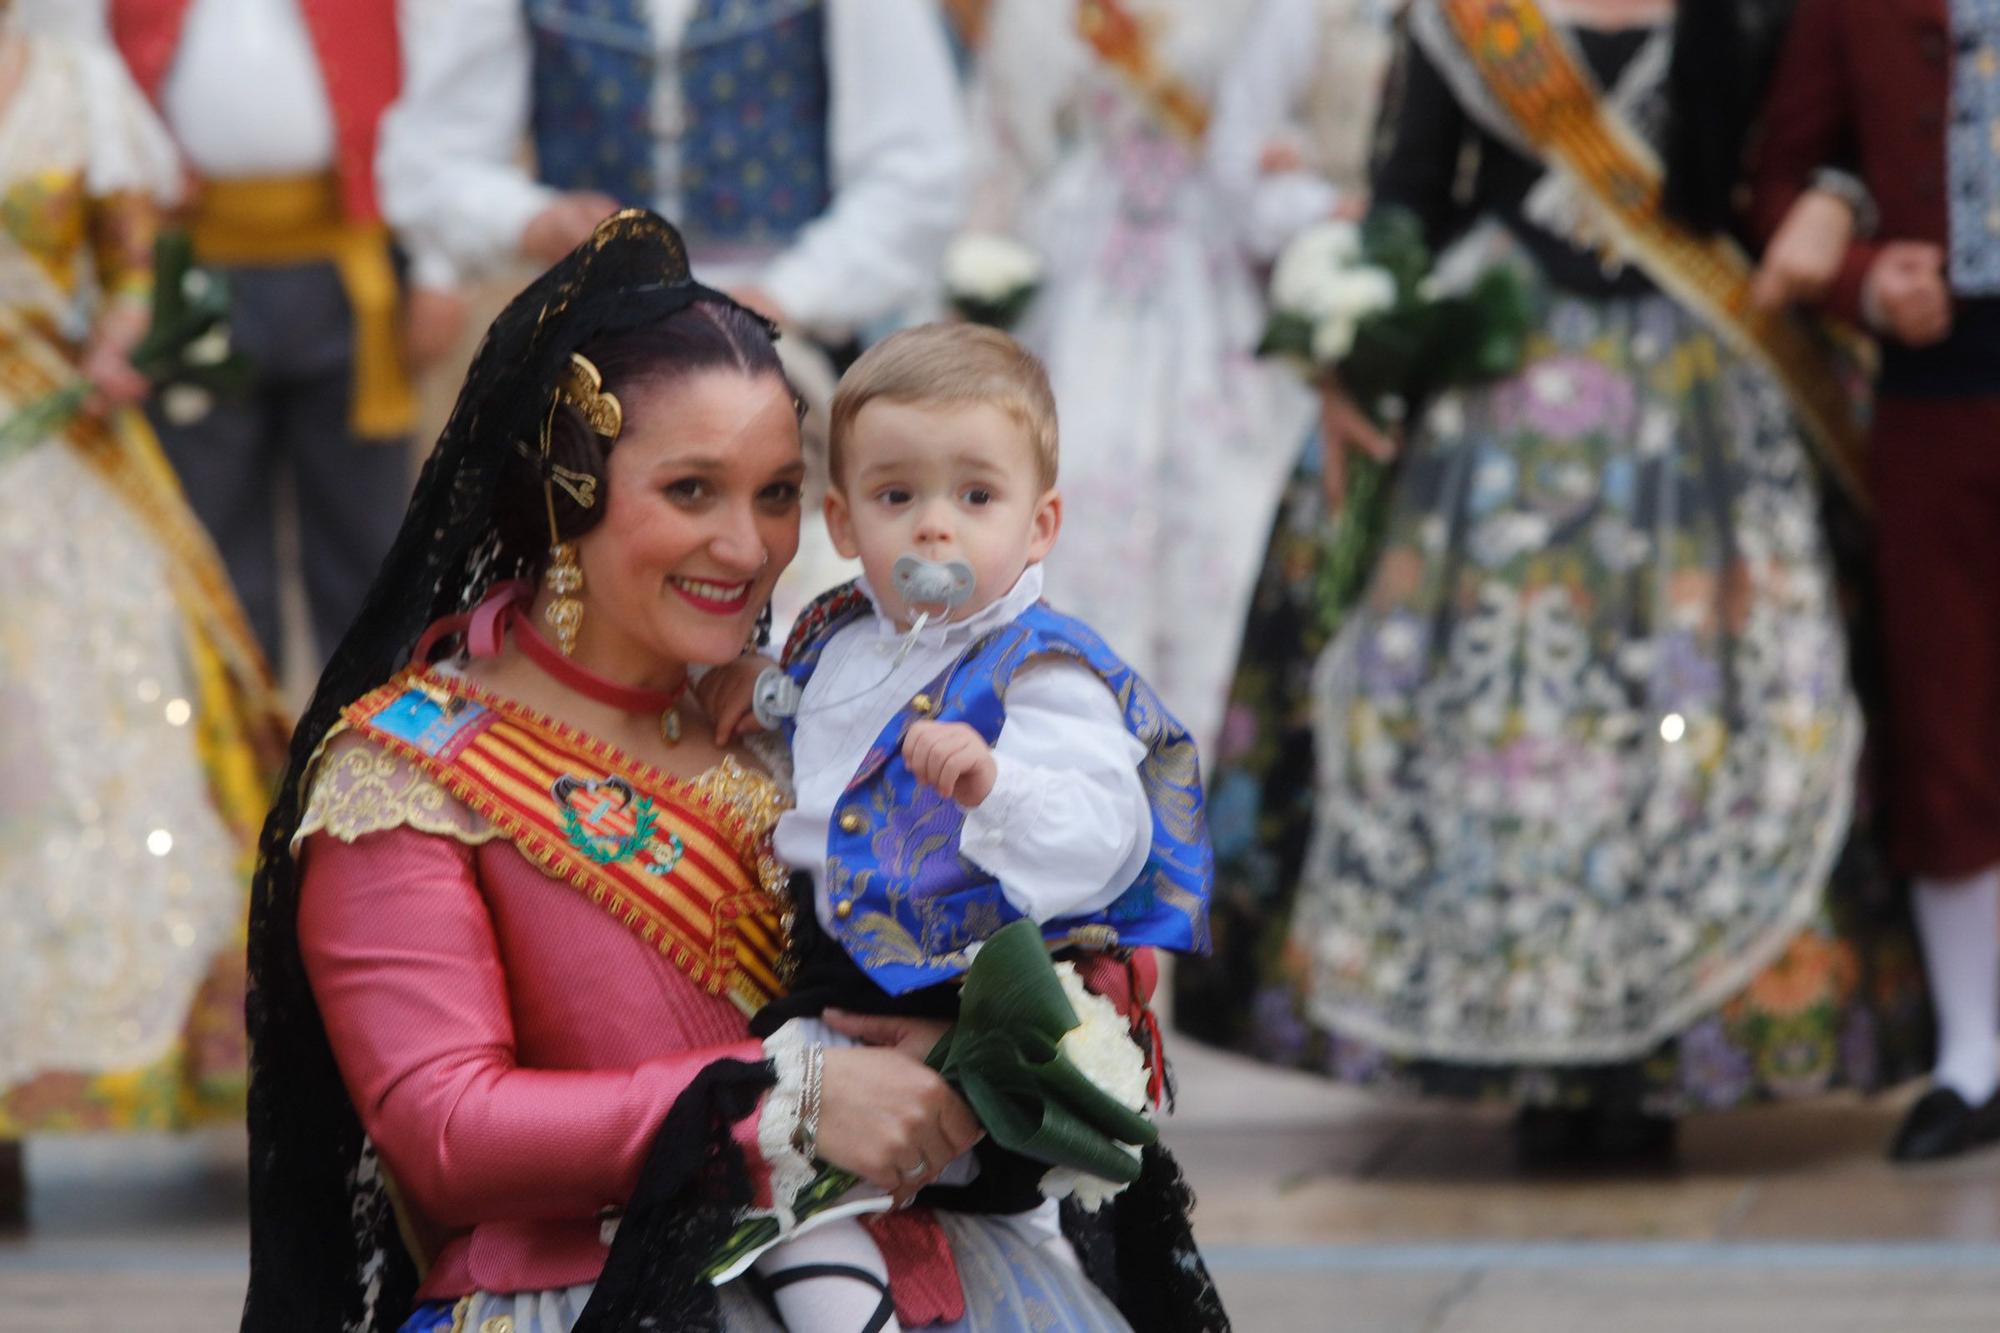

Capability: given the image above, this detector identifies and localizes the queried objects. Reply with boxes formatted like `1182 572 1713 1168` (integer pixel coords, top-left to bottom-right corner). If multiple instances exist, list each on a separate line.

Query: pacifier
891 554 976 611
753 555 978 728
751 666 804 729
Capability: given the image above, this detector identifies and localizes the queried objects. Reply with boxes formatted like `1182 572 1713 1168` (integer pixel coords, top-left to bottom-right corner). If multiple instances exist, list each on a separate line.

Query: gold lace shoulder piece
296 728 498 849
688 751 792 898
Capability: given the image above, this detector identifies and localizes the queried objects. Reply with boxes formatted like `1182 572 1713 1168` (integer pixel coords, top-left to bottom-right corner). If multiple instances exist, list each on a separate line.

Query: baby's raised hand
902 721 998 807
693 656 773 746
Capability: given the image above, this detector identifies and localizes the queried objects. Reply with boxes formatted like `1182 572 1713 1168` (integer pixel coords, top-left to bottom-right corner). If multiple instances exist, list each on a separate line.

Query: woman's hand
405 285 471 374
691 655 773 745
815 1041 983 1206
520 191 622 265
80 301 150 415
1317 375 1398 510
1752 187 1856 312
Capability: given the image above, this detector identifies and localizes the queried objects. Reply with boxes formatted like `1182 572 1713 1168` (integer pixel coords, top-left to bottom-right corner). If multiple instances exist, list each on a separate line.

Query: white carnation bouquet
1258 207 1532 637
942 232 1043 329
706 920 1160 1279
1264 219 1400 376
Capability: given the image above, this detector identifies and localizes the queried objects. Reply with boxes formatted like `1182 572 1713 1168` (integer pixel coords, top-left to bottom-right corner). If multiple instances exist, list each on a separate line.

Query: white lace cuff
757 1020 823 1234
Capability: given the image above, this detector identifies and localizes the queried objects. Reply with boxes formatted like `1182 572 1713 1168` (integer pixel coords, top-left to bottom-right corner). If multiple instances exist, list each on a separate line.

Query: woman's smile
669 575 754 614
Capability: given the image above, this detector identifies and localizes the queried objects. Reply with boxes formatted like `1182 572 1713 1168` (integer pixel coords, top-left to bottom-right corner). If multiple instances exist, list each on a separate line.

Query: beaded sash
1435 0 1870 506
343 668 790 1013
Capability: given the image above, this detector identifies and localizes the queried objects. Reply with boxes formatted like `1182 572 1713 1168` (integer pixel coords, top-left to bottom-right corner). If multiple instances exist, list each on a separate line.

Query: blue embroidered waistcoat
780 583 1214 996
525 0 832 245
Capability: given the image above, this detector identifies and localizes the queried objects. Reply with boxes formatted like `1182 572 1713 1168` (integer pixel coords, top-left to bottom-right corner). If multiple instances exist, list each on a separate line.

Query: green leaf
1255 311 1318 362
951 284 1039 331
0 382 91 461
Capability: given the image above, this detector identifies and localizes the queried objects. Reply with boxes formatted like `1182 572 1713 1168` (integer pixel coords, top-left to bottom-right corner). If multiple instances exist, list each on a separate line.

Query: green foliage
0 230 251 456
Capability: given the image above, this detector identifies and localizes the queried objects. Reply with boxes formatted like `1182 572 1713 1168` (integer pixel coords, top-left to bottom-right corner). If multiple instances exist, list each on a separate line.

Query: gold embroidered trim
686 753 792 899
298 739 499 848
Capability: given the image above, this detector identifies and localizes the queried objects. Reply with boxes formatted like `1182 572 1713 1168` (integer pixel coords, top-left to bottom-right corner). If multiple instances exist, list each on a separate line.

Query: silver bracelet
1811 167 1880 241
792 1042 825 1161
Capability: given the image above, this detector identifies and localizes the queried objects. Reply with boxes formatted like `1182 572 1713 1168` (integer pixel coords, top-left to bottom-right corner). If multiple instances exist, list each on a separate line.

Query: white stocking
1913 867 2000 1104
753 1219 902 1333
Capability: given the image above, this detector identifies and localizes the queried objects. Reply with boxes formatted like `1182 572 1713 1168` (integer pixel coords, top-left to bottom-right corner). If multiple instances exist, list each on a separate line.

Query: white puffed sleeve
757 0 969 336
1207 0 1345 263
378 0 559 290
958 658 1153 924
75 37 183 203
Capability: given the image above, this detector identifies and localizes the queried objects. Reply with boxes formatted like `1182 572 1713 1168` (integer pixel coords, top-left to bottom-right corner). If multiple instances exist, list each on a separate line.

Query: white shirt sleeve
75 38 183 202
378 0 559 290
958 659 1153 925
960 0 1087 232
756 0 969 336
1207 0 1346 263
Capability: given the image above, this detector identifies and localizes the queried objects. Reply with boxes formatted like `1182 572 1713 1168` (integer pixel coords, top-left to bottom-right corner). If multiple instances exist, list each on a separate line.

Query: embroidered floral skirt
1176 265 1931 1110
0 389 278 1135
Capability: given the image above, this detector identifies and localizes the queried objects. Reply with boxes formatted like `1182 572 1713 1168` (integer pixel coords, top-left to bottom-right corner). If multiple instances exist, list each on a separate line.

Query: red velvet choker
512 607 688 745
412 581 691 744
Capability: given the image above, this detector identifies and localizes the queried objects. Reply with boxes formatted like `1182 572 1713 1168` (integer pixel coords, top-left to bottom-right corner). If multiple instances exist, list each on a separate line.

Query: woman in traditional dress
243 210 1225 1333
964 0 1311 753
0 0 285 1219
1176 0 1929 1161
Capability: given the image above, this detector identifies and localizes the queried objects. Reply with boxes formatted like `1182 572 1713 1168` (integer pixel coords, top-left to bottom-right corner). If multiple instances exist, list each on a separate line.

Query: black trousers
151 261 412 670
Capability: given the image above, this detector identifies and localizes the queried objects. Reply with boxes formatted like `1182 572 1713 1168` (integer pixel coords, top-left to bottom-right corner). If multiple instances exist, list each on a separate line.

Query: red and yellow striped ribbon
1441 0 1870 509
346 670 787 1011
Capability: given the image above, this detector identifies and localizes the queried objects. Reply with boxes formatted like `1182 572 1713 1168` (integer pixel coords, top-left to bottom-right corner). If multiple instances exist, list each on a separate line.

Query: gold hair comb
556 352 623 441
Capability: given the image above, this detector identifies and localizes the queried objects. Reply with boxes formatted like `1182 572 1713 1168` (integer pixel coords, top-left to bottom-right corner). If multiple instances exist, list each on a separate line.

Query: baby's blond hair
828 323 1059 490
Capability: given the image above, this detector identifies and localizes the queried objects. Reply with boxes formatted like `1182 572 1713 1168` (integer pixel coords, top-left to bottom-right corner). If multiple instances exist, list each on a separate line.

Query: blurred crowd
4 0 1999 1246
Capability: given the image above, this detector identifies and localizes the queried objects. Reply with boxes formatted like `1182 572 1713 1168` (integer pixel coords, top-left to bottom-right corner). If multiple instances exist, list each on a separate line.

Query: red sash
344 669 789 1012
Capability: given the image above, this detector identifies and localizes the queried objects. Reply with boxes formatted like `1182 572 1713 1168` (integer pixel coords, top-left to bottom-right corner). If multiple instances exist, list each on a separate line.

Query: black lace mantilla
240 211 744 1333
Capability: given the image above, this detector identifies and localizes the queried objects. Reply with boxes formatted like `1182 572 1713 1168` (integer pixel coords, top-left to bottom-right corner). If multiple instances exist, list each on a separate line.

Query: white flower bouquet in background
1258 207 1533 636
1259 206 1530 419
0 230 248 455
1264 219 1399 376
942 232 1043 329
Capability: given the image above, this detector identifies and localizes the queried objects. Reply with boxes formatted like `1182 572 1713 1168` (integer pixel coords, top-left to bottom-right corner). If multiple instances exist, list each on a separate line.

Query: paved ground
6 1040 2000 1330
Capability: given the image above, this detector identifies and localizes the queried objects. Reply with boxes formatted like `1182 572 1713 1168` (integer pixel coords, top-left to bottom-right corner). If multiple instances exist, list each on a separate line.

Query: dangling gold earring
543 538 585 656
535 352 622 657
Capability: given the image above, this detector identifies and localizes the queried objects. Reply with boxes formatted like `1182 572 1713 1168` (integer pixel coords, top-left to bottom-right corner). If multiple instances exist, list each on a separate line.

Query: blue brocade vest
525 0 832 246
780 584 1215 996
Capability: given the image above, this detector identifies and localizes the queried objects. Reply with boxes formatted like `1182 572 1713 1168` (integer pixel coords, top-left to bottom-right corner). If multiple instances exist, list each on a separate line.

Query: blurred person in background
960 0 1312 755
1177 0 1931 1166
375 0 967 633
0 0 286 1225
109 0 417 674
1752 0 2000 1163
1170 0 1398 1039
942 0 993 65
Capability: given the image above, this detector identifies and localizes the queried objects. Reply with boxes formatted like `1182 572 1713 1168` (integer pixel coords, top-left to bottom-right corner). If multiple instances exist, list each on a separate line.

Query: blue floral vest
780 583 1214 996
525 0 833 246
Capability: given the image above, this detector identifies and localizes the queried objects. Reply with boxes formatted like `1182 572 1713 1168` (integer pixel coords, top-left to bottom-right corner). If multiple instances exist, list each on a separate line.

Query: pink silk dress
295 733 779 1302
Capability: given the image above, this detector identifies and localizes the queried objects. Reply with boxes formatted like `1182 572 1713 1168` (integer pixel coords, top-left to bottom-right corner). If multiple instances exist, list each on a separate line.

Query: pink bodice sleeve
297 824 771 1233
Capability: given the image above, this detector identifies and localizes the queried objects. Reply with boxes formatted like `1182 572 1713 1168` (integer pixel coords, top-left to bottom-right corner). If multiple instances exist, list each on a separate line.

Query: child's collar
857 564 1044 651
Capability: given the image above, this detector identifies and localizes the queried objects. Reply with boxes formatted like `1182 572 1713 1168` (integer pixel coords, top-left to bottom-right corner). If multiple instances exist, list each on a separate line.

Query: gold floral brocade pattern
684 753 792 900
299 736 500 848
298 739 792 901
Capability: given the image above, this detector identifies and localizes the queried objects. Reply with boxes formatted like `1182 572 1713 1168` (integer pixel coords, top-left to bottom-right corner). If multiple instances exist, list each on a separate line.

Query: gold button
480 1317 515 1333
835 899 854 920
838 809 866 834
911 692 936 715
